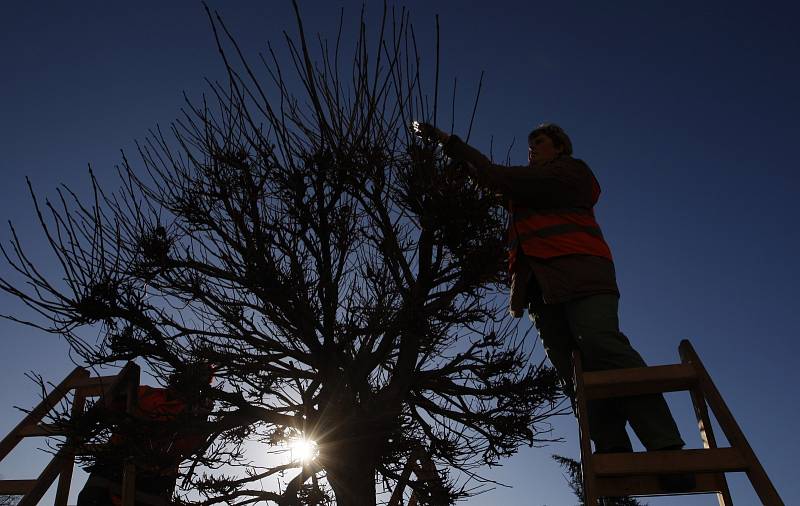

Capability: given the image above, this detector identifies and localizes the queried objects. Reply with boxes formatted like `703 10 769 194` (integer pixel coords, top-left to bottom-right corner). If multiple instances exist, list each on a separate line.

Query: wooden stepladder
387 446 442 506
0 362 140 506
573 339 783 505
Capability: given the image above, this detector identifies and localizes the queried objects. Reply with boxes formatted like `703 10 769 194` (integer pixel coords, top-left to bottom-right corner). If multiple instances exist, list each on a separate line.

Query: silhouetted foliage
0 3 563 505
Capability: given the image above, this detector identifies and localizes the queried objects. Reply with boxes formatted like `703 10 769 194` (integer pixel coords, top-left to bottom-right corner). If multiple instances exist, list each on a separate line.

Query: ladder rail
680 340 784 506
387 447 442 506
54 388 87 506
70 362 141 506
680 343 733 506
0 367 88 462
387 453 418 506
0 362 141 506
16 445 74 506
572 351 599 506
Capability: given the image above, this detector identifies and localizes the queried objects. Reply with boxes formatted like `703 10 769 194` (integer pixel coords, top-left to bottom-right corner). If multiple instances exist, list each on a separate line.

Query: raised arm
442 134 598 209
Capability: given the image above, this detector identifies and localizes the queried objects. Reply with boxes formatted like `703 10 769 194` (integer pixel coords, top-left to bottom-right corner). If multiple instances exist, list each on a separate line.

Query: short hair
528 123 573 156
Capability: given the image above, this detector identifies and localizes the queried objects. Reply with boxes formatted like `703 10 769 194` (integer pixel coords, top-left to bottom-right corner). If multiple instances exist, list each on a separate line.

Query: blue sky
1 1 798 504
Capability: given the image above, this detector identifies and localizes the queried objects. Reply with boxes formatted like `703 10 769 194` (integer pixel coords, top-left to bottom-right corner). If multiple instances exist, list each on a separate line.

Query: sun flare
290 438 318 463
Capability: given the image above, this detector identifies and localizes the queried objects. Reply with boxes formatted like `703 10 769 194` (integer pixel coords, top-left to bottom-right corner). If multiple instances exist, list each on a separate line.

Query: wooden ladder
387 446 442 506
0 362 140 506
573 339 783 505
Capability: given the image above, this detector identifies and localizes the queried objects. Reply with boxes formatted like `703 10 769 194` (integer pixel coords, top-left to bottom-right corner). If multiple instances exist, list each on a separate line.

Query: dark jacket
442 135 619 314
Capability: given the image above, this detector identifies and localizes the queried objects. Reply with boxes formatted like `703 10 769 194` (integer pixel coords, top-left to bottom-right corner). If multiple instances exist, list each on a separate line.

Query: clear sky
1 1 798 505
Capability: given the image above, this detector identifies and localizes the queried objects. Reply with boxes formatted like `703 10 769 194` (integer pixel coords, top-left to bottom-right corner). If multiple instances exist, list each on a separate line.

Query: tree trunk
325 446 378 506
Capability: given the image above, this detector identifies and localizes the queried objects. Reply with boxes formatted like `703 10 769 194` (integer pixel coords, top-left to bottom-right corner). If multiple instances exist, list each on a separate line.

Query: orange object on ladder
0 362 140 506
573 339 784 505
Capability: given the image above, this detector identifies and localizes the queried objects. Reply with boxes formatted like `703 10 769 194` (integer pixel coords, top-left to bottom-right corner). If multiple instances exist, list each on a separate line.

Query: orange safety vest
507 178 612 273
108 386 204 471
137 386 187 421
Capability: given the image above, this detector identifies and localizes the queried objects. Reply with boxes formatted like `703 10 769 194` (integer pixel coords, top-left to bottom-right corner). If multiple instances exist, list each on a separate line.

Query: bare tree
0 3 562 505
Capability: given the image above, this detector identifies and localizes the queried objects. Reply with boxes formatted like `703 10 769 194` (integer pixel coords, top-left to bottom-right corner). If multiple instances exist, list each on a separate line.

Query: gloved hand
410 121 450 145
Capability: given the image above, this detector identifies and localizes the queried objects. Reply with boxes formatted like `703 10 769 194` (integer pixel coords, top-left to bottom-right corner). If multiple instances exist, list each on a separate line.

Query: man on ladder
413 122 693 491
77 364 213 506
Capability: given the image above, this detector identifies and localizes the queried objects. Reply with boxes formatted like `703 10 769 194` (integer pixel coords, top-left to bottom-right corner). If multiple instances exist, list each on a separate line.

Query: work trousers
76 471 173 506
529 293 685 452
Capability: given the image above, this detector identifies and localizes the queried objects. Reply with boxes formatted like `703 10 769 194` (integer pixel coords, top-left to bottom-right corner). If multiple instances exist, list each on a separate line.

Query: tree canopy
0 4 563 505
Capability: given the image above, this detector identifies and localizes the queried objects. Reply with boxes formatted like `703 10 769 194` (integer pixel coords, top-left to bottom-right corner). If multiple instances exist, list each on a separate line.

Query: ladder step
17 423 67 437
583 364 697 399
593 448 747 476
70 375 119 397
596 472 728 497
0 479 37 495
